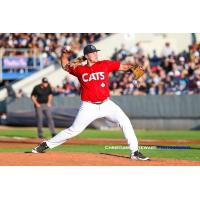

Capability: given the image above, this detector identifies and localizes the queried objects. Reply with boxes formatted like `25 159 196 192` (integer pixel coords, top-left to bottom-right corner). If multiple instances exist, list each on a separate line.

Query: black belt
86 99 108 105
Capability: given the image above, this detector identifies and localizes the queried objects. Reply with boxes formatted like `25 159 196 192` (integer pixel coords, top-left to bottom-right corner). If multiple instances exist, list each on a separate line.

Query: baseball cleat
32 142 49 153
38 136 45 139
52 133 57 138
131 151 150 161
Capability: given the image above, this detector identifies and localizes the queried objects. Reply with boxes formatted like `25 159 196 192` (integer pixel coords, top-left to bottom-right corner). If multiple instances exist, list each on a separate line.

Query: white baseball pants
46 99 138 153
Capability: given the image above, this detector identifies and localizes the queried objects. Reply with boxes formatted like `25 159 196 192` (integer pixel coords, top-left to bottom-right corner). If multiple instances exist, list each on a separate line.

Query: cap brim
84 49 101 55
91 49 101 52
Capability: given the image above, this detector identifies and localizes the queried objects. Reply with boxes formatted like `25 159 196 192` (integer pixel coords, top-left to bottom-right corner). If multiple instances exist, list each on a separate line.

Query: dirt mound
0 137 199 166
0 152 199 166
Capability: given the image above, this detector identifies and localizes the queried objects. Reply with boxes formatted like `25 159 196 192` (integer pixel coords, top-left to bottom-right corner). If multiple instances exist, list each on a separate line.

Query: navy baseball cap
83 44 100 55
42 77 48 83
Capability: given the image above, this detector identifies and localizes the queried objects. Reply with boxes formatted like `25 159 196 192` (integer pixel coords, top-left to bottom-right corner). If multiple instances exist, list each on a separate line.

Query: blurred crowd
52 77 79 97
51 41 200 97
0 33 110 68
109 42 200 95
2 33 200 96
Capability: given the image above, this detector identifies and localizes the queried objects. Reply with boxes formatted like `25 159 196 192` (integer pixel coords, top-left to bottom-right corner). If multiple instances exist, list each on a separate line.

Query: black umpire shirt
31 84 52 104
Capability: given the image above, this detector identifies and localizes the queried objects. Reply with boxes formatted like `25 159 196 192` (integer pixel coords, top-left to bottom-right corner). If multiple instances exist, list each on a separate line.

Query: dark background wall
4 95 200 130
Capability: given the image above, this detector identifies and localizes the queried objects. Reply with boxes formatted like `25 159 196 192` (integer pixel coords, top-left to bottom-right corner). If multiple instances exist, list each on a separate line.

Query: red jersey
67 60 120 102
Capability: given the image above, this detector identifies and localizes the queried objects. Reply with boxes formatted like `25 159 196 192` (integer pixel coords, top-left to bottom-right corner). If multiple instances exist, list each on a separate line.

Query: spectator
149 50 161 66
16 89 27 98
123 83 135 95
52 85 65 96
110 82 122 96
6 35 197 97
130 42 143 55
48 40 200 97
149 82 157 95
108 41 200 96
68 82 79 96
157 81 165 95
54 40 199 97
4 81 16 98
186 75 198 94
0 33 110 72
161 42 173 57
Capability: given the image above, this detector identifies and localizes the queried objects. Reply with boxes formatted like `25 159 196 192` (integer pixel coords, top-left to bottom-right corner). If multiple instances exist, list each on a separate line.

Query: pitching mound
0 152 200 166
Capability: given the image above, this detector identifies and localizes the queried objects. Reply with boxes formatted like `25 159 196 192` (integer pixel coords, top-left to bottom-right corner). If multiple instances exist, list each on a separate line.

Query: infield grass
1 128 200 140
0 127 200 162
0 144 200 161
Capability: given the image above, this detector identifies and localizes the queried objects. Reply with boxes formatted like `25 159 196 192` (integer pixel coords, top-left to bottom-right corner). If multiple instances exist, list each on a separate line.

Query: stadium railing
0 48 54 81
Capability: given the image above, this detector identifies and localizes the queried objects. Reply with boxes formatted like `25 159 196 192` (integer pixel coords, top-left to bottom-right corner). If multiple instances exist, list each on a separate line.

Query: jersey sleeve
48 85 53 95
67 65 81 76
31 86 37 97
105 60 120 73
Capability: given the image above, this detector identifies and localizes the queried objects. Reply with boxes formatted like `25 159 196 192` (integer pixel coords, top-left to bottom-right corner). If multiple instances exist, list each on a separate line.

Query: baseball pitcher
32 44 149 160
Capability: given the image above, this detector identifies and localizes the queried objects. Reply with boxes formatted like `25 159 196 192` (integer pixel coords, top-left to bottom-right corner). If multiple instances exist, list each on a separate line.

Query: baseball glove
129 65 145 80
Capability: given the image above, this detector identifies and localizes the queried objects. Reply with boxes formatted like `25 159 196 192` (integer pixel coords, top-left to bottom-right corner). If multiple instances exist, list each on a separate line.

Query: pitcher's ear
84 55 88 60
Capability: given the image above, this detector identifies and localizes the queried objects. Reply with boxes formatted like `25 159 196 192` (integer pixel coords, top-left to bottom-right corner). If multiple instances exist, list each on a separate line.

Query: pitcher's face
85 52 98 63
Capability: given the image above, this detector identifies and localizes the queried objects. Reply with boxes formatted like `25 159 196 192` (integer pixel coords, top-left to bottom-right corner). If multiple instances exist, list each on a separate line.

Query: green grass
0 128 200 162
0 144 200 161
1 128 200 140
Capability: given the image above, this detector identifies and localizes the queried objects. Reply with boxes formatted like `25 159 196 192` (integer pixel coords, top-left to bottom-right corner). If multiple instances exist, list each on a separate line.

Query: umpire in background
31 77 57 138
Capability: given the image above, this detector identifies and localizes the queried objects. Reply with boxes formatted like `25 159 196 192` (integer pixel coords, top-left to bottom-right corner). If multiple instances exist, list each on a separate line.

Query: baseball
66 45 72 52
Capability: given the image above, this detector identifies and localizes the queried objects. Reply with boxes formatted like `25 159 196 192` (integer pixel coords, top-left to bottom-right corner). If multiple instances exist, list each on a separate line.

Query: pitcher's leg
104 100 138 152
46 102 99 149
